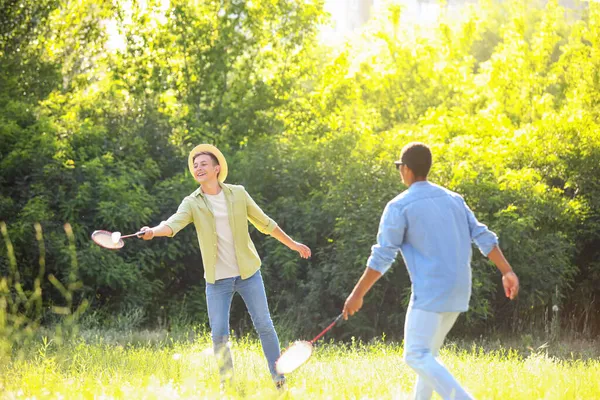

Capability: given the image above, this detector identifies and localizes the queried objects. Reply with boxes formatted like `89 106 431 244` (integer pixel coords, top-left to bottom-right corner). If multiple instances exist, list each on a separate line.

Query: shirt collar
408 180 431 190
193 182 230 198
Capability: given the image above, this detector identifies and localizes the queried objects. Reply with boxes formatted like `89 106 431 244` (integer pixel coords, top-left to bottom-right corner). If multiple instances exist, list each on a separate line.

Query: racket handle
120 231 144 239
311 313 343 343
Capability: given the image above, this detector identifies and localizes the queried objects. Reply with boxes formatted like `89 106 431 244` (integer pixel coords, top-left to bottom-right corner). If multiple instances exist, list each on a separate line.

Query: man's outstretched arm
139 223 173 240
343 203 405 320
270 226 311 259
463 199 519 300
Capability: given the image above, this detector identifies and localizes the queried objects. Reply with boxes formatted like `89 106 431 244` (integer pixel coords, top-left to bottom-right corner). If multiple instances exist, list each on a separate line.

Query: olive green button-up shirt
162 183 278 283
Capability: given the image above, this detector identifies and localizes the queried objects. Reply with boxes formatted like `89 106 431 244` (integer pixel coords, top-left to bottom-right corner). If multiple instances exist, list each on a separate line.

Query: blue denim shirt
366 181 498 312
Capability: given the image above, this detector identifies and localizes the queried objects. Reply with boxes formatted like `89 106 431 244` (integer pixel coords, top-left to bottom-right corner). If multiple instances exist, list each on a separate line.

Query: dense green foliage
1 0 599 340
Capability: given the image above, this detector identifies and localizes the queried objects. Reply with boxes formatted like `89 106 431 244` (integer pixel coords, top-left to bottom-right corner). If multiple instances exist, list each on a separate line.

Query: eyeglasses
394 162 405 170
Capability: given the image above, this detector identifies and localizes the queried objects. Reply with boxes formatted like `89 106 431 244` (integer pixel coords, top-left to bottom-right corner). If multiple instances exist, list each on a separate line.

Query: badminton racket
275 313 343 375
91 230 144 250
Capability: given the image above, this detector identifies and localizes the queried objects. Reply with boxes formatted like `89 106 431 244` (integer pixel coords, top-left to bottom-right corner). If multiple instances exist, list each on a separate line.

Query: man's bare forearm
487 246 513 275
343 267 383 319
351 267 383 297
270 226 295 248
269 226 312 259
140 223 173 240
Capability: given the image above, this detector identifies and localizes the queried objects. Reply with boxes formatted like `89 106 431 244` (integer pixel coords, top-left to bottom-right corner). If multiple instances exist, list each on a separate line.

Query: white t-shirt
204 190 241 280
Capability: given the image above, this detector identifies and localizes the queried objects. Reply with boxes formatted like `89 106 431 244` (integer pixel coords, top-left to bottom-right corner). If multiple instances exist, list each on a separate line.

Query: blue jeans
404 306 474 400
205 270 283 383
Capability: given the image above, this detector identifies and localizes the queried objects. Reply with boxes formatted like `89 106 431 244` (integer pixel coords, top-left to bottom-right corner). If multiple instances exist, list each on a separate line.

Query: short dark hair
400 142 432 178
193 151 219 166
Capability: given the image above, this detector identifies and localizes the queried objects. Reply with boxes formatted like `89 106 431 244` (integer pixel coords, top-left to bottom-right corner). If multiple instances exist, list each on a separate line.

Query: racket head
91 230 124 249
275 340 313 375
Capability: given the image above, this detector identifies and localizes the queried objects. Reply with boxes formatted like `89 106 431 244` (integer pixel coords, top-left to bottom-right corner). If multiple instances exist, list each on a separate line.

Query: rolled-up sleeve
162 198 193 237
462 199 498 256
245 189 278 235
366 203 406 275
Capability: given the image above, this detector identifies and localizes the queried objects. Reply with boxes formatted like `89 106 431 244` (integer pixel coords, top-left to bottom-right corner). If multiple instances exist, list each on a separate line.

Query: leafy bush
1 0 599 340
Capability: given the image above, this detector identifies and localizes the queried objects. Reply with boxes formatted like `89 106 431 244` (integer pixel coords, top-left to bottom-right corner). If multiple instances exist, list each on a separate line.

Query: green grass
1 330 599 399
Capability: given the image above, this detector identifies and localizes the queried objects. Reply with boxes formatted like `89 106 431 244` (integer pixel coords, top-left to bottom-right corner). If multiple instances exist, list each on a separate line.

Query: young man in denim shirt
343 142 519 400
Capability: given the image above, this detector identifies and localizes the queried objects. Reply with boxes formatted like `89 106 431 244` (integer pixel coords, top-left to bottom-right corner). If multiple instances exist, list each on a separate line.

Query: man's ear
215 165 221 175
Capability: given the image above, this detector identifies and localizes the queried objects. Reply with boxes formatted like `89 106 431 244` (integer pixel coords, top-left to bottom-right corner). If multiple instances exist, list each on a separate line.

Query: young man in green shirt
139 144 310 388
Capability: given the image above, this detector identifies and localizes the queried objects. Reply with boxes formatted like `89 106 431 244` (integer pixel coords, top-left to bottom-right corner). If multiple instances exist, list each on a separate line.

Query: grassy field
1 329 599 399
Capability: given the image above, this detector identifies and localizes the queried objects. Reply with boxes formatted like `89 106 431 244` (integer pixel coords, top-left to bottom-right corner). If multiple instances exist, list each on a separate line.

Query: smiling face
192 153 220 185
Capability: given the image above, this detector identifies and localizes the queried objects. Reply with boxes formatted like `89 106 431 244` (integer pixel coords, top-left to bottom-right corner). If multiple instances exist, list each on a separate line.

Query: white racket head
91 230 124 249
275 340 313 375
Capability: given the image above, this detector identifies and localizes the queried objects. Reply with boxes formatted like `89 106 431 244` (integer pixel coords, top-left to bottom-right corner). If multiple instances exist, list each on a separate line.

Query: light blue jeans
404 306 474 400
205 270 283 383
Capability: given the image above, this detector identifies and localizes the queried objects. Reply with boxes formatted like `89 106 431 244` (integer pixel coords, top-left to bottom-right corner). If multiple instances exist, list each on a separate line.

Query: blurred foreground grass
1 329 599 399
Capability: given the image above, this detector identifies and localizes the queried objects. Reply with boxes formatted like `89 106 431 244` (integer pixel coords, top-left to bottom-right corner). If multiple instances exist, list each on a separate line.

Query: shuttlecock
111 232 121 244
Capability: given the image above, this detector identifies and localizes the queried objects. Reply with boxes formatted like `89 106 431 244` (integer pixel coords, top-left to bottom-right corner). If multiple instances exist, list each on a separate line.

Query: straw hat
188 144 228 183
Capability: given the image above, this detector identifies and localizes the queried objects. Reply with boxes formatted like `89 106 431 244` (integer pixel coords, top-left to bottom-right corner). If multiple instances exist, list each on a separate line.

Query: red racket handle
310 313 343 344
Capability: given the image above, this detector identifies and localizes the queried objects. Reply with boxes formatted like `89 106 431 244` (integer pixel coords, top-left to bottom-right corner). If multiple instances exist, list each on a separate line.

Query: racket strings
275 341 313 375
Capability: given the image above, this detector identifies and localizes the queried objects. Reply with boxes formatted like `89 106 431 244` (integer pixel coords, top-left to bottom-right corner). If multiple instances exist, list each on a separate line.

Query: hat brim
188 144 228 183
